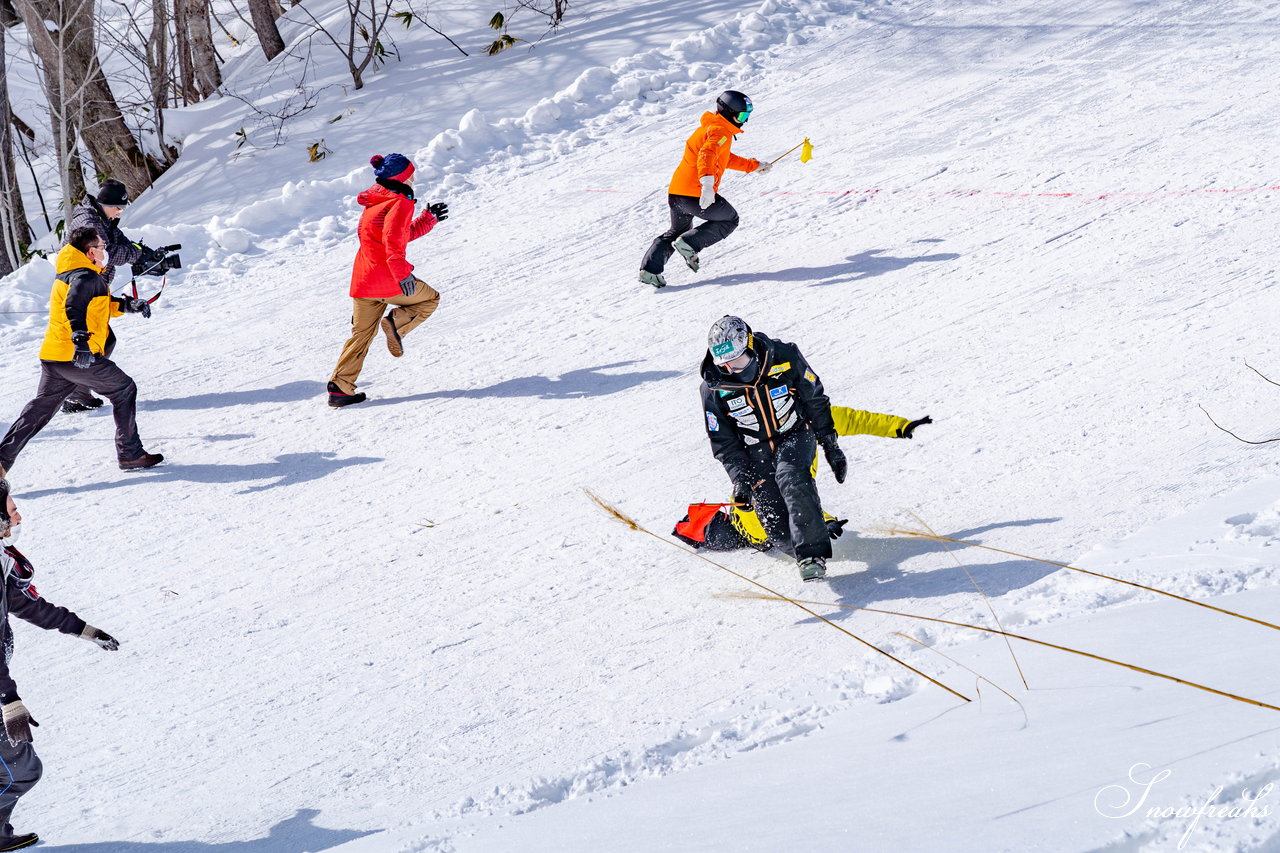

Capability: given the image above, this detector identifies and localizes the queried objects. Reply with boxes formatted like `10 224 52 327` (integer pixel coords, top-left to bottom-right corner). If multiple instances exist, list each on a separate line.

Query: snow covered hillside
2 0 1280 849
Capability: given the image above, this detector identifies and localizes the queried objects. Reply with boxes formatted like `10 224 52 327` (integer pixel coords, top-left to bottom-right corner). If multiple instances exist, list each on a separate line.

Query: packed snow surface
1 0 1279 850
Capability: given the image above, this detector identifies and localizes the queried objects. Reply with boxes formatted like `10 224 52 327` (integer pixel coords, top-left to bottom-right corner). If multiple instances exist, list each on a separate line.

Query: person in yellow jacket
673 405 932 553
0 227 161 475
639 91 770 288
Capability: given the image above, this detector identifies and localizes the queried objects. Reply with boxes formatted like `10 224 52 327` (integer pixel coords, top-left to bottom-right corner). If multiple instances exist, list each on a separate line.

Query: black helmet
716 90 753 127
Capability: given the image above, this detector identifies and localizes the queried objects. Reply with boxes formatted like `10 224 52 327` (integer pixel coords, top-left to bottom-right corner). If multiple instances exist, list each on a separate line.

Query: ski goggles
723 351 756 373
734 104 753 123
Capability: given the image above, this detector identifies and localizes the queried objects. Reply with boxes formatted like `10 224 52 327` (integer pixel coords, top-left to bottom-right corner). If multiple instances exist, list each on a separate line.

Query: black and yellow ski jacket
699 331 838 486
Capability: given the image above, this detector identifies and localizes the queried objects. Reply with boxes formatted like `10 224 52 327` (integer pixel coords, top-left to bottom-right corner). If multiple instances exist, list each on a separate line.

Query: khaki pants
329 278 440 394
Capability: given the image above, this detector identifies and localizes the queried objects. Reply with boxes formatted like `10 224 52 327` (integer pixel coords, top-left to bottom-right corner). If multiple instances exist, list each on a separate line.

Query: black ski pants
745 428 830 561
0 356 145 472
0 738 40 836
641 193 739 274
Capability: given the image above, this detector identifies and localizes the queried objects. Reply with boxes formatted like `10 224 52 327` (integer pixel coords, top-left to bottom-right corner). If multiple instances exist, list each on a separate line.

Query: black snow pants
0 356 144 471
0 737 41 836
66 330 116 407
641 193 739 274
744 427 830 561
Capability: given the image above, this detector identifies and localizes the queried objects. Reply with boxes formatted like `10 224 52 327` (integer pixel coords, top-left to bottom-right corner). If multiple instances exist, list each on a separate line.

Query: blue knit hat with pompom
370 153 414 181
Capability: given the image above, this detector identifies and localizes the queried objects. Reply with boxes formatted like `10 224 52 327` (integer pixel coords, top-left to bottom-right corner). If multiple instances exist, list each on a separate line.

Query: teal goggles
735 104 753 123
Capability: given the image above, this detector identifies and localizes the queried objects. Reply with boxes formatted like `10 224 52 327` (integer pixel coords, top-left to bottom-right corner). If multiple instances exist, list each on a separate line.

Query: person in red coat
327 153 449 407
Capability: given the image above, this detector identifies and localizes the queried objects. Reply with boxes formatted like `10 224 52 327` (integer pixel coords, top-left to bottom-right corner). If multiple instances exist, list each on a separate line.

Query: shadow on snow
366 361 683 405
675 249 960 290
41 808 379 853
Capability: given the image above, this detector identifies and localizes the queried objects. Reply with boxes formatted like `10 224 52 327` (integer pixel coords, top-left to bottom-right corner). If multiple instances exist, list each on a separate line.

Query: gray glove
81 625 120 651
2 700 37 746
398 274 417 297
71 330 94 369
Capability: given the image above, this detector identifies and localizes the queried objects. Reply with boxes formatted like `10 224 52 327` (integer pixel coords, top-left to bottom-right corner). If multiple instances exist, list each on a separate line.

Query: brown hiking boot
381 315 403 357
119 452 164 471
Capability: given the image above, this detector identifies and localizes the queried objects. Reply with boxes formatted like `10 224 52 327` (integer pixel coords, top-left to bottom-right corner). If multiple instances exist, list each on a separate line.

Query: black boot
61 389 104 413
0 832 38 850
327 382 366 408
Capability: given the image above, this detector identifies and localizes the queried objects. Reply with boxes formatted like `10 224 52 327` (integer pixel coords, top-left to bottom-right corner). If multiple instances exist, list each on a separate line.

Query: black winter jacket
66 198 143 287
699 331 837 486
0 547 87 704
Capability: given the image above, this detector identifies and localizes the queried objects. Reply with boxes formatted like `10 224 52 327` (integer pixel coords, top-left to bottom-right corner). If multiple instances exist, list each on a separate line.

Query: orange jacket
349 184 438 298
668 112 759 197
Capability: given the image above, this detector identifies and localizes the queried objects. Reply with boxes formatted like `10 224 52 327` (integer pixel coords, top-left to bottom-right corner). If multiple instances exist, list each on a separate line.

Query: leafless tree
13 0 162 218
295 0 397 90
174 0 221 100
247 0 286 60
0 25 30 273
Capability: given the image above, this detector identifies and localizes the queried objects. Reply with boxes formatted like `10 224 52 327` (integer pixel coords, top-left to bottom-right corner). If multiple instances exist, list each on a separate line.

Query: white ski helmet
708 315 751 365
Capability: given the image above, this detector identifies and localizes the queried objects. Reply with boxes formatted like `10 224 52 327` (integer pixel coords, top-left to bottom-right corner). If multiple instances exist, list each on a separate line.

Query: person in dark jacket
0 477 119 850
0 227 160 474
327 153 449 407
700 316 848 581
60 180 149 413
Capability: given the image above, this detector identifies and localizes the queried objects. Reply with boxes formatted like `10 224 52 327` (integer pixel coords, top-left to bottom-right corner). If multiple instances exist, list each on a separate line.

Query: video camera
132 243 182 278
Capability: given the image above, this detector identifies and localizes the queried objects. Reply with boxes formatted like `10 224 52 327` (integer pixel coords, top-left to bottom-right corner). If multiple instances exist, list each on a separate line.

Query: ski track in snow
1 0 1280 849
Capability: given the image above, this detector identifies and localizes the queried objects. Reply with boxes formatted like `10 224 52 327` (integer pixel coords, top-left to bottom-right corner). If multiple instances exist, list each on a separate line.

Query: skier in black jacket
700 316 848 581
0 478 120 850
60 180 151 414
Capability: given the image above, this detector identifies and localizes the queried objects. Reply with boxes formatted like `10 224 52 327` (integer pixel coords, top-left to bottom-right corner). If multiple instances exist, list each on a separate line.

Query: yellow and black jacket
700 330 838 486
675 405 910 551
38 244 122 362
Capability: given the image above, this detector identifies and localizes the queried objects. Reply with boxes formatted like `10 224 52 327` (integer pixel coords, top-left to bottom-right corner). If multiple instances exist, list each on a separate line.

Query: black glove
826 517 849 540
820 436 847 483
398 274 418 297
732 478 756 512
2 700 37 746
71 330 94 369
81 625 120 651
897 416 932 439
428 202 449 222
124 298 152 319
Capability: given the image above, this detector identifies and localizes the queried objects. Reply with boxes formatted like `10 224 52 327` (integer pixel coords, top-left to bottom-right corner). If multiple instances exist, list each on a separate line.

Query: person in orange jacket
639 91 770 288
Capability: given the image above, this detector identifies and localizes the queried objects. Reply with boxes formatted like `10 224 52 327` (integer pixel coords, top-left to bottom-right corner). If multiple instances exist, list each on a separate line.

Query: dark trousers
66 331 115 405
0 738 41 836
0 357 144 471
747 428 830 560
641 193 740 274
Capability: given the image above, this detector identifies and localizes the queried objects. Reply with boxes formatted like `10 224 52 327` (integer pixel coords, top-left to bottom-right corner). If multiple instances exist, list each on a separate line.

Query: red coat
350 184 437 298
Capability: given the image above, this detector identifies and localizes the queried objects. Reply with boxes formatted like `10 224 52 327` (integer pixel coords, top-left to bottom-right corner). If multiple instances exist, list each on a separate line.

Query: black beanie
96 179 130 207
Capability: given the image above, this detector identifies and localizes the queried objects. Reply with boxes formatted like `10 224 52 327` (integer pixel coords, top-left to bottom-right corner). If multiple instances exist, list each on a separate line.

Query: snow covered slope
2 0 1280 849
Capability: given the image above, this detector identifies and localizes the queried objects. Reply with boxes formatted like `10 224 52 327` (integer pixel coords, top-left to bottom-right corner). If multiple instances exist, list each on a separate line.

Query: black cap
96 179 130 207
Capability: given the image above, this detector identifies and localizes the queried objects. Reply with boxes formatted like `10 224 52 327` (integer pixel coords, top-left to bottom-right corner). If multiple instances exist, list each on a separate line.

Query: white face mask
1 523 21 545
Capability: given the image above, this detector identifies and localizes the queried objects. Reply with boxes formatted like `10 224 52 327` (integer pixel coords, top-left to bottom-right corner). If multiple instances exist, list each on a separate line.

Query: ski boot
638 270 666 289
327 382 366 408
672 238 699 272
798 556 827 582
0 834 37 851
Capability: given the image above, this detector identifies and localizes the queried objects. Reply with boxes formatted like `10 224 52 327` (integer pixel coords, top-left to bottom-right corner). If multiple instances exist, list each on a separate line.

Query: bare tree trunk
247 0 286 60
148 0 179 161
0 28 29 273
15 0 161 205
172 0 196 102
177 0 221 97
